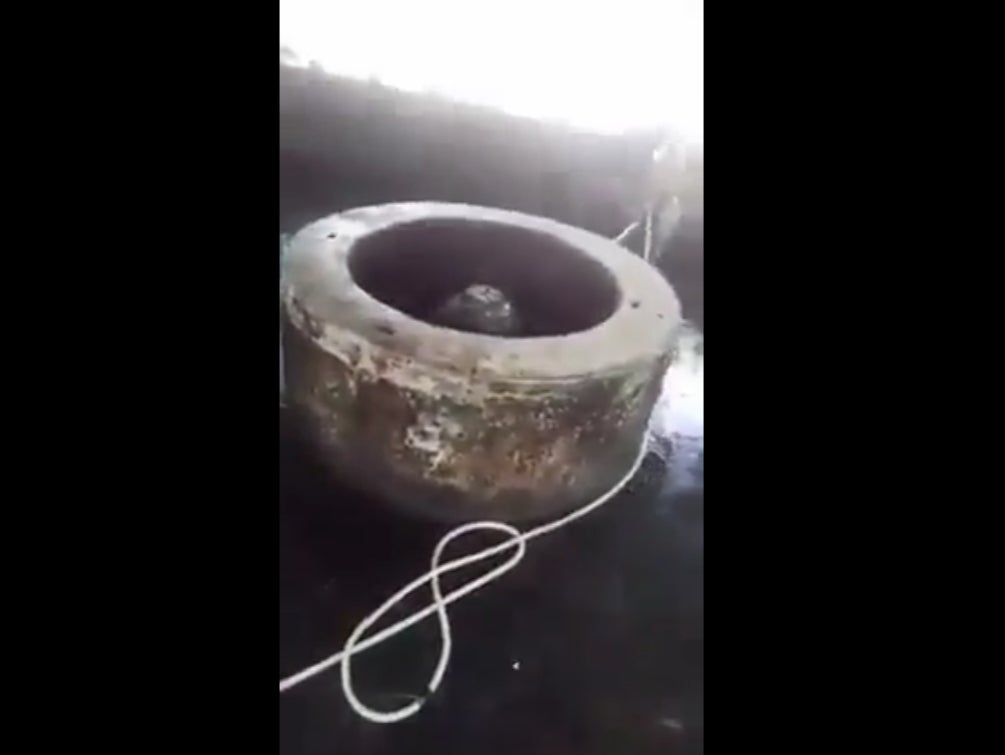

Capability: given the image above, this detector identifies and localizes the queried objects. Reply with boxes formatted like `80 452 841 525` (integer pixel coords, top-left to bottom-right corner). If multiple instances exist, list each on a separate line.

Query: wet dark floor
279 326 703 755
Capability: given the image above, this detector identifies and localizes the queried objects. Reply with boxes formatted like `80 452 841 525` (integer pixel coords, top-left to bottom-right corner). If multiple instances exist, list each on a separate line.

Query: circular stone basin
281 202 682 522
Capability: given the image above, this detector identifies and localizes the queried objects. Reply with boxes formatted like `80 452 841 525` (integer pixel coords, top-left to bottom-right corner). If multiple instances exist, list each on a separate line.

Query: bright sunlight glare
280 0 703 143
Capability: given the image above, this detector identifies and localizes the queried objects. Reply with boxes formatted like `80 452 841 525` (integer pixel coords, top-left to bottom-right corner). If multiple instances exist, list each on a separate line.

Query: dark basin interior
348 218 621 337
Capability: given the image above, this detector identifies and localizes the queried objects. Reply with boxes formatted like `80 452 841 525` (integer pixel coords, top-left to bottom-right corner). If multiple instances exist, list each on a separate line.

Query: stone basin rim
281 202 682 383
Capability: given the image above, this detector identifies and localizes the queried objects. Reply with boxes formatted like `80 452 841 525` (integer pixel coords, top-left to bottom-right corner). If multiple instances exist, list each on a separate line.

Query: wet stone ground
279 325 703 755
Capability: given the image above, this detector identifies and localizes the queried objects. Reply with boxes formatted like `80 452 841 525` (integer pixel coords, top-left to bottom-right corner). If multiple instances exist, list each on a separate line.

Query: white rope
643 208 654 263
278 440 649 723
615 219 641 244
615 206 656 262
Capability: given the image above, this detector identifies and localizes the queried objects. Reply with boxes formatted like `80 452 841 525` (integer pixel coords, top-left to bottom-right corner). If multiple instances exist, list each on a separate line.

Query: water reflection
648 322 704 494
